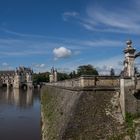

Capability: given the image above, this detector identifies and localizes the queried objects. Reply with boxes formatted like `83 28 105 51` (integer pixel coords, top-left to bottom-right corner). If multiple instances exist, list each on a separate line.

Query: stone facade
0 66 33 89
49 67 57 83
0 71 15 87
120 40 140 117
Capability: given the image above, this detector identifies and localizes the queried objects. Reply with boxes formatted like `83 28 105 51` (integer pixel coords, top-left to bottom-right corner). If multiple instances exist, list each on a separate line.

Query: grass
109 112 140 140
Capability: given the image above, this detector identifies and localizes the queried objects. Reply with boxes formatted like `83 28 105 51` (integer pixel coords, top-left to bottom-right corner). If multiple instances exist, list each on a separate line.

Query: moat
0 88 41 140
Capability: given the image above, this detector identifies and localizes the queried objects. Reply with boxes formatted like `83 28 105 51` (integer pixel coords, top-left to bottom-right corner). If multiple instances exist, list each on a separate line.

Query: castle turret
54 69 57 82
26 72 33 88
123 40 136 77
13 71 20 88
49 67 54 83
49 67 57 83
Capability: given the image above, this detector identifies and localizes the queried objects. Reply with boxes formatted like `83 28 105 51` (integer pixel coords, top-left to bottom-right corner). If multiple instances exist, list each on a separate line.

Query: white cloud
94 55 123 75
81 40 123 47
0 62 13 70
33 63 46 68
32 63 47 73
53 47 72 60
0 50 48 56
63 1 140 35
40 64 45 68
62 11 79 21
2 62 9 66
84 4 140 34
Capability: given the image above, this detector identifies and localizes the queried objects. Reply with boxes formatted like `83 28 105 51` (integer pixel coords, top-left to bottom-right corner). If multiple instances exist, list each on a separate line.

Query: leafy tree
134 67 139 75
57 72 70 81
33 72 50 84
77 65 98 76
69 70 77 78
110 68 115 76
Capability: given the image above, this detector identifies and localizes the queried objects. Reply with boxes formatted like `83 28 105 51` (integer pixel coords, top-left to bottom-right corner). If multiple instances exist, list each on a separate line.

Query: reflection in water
0 88 41 140
0 88 33 108
13 89 33 107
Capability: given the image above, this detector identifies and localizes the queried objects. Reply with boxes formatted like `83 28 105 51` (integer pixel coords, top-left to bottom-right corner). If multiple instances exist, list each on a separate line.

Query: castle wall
120 78 140 118
47 75 119 89
41 85 124 140
42 76 140 139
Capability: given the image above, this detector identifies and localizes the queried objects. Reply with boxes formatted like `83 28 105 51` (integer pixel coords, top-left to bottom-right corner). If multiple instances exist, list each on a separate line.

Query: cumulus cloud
53 47 72 60
94 55 123 75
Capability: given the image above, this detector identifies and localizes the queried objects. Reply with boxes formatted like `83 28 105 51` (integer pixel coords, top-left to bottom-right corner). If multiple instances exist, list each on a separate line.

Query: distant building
49 67 57 83
0 66 33 89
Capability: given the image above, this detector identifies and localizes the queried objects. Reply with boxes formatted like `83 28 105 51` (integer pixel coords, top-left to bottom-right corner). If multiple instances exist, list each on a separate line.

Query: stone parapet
46 75 120 89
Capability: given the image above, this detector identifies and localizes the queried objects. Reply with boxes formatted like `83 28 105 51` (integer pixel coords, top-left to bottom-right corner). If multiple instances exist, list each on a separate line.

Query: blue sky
0 0 140 74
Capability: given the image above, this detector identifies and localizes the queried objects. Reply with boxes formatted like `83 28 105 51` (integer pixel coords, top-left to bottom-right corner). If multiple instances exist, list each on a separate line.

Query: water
0 88 41 140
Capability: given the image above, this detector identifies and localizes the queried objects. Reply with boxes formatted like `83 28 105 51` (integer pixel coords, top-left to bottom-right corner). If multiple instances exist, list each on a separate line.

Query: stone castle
0 66 33 89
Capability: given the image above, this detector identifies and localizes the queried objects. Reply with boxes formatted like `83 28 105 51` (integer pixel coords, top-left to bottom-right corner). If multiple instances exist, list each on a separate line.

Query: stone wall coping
81 75 119 78
49 75 120 83
44 84 119 91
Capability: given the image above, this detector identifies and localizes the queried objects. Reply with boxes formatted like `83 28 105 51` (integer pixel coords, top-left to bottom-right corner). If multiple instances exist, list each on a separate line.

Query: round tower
13 71 20 88
123 40 136 77
54 69 57 82
49 67 54 83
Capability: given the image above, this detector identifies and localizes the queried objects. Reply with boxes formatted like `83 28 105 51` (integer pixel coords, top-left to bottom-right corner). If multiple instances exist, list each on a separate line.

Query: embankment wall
41 85 124 140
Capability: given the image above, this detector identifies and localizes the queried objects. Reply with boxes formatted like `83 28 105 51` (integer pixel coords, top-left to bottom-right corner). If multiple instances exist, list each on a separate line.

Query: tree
57 72 70 81
69 70 77 78
33 72 50 84
77 65 98 76
110 68 115 76
134 67 139 75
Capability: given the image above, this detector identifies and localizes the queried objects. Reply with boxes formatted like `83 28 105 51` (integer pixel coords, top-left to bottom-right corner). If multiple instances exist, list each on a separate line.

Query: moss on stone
41 86 139 140
41 87 59 139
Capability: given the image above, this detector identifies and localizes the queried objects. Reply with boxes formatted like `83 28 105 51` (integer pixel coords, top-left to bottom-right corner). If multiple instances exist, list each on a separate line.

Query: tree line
33 64 116 83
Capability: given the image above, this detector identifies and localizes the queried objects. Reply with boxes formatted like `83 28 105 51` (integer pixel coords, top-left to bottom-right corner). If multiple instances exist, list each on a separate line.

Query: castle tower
13 71 20 88
49 67 57 83
123 40 136 77
54 69 57 82
26 72 33 88
49 67 54 83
